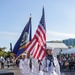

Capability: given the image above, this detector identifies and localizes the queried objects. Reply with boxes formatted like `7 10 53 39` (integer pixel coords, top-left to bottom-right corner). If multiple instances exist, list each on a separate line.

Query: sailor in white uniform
42 47 61 75
32 58 41 75
19 53 30 75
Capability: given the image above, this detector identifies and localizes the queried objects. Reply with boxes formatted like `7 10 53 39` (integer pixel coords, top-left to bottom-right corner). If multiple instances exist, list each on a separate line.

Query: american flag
25 8 46 60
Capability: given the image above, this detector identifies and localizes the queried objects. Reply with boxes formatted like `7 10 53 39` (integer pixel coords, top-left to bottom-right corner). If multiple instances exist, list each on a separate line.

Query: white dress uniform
19 58 30 75
32 58 42 75
42 56 61 75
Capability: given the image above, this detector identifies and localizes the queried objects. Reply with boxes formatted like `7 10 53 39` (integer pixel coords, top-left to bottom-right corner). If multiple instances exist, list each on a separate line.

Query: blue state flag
11 17 32 60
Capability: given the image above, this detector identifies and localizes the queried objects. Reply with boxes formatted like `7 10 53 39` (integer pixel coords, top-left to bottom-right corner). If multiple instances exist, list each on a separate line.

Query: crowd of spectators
57 53 75 71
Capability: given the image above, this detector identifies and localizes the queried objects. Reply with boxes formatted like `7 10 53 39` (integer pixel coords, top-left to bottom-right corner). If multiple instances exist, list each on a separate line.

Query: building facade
63 38 75 47
47 42 68 56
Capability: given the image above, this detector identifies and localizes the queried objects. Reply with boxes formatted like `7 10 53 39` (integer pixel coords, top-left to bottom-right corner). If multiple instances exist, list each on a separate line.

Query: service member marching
19 53 30 75
32 58 42 75
42 46 61 75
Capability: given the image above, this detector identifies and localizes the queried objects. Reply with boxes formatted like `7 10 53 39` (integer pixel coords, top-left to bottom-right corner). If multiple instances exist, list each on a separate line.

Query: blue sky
0 0 75 51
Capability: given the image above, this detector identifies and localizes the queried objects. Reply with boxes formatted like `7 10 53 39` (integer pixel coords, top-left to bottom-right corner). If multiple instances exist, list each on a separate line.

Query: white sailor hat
46 46 54 51
22 53 27 56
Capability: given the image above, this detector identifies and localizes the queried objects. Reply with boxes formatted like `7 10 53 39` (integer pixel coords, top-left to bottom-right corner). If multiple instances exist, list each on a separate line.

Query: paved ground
0 65 75 75
0 65 21 75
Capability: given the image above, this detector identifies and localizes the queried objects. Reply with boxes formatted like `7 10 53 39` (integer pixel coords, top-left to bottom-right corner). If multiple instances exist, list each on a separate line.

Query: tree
0 47 6 51
6 51 11 57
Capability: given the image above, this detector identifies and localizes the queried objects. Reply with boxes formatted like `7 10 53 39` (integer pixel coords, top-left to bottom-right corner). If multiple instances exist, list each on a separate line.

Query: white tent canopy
61 48 75 54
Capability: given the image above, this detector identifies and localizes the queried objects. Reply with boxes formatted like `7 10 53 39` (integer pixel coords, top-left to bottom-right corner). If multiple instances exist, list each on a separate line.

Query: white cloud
1 31 75 42
47 31 75 41
0 31 20 40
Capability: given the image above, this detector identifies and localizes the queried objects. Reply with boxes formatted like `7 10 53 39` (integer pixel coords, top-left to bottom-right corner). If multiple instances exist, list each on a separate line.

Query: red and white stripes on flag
24 8 46 60
32 42 46 60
